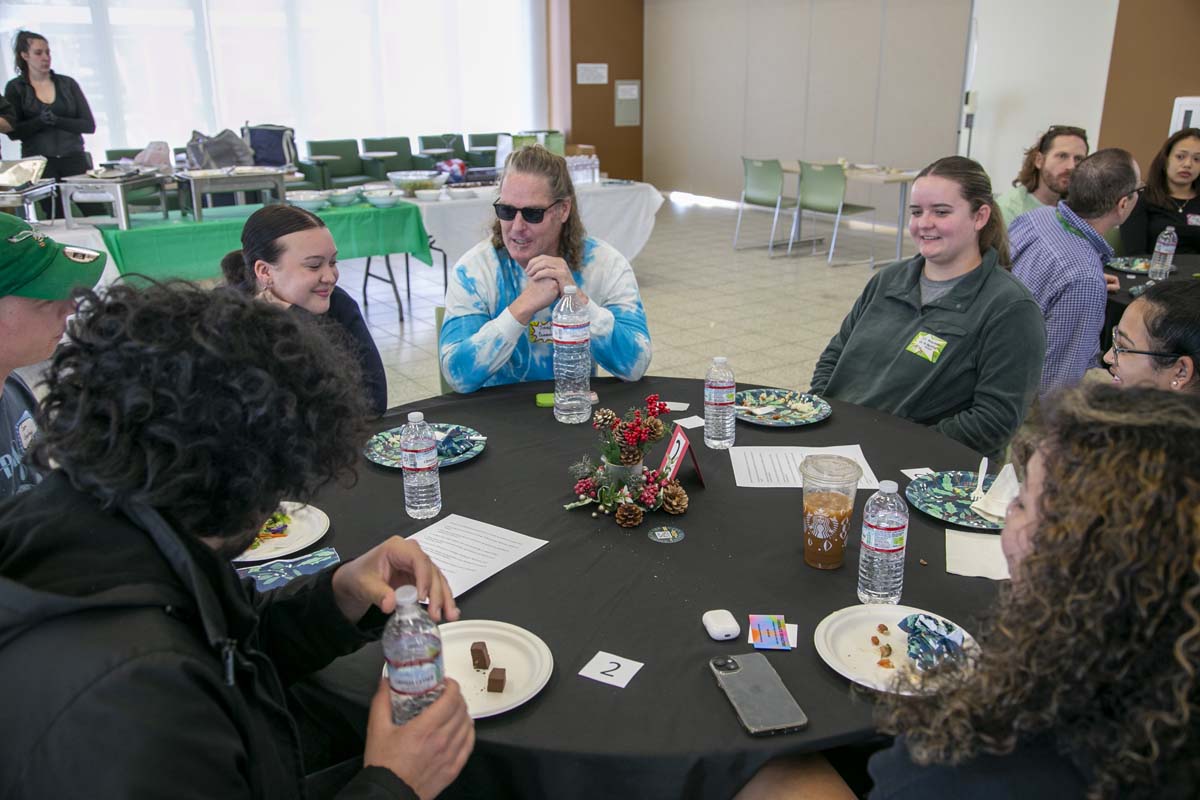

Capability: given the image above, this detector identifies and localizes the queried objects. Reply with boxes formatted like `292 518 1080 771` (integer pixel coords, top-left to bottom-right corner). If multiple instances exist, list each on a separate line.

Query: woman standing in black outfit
1120 127 1200 256
3 30 96 215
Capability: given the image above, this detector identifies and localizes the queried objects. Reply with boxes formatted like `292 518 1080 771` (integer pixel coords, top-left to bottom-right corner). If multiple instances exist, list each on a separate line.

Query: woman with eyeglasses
1103 280 1199 391
1120 127 1200 256
439 145 651 393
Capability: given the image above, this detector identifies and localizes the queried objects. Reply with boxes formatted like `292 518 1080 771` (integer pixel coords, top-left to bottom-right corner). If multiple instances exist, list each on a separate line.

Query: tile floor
337 196 909 409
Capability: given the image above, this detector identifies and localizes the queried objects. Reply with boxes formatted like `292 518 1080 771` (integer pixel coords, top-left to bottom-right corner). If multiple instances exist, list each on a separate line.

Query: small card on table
748 614 793 650
579 650 644 688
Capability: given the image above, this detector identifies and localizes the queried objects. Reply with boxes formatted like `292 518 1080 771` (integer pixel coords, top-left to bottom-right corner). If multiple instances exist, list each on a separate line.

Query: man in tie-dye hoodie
439 145 652 393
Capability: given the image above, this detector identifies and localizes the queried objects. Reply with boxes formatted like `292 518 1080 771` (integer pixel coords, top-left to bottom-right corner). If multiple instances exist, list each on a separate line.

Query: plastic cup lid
407 412 424 423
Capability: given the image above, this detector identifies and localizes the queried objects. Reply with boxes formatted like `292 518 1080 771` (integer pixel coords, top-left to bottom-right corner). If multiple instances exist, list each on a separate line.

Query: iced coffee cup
800 454 862 569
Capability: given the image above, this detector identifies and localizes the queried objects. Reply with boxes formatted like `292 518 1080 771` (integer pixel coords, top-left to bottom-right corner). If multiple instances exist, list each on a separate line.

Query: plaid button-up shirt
1010 202 1113 393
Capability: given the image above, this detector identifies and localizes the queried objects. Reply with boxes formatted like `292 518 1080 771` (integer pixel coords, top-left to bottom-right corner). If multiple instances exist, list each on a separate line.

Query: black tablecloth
1104 253 1200 351
307 376 999 800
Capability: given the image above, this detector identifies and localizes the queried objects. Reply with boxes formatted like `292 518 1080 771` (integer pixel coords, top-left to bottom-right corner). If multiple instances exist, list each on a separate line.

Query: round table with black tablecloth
306 376 999 800
1103 253 1200 352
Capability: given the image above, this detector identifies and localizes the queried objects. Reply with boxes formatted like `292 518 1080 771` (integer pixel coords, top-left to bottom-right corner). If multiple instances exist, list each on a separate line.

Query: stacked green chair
732 157 796 256
360 137 420 180
788 162 875 263
466 132 505 168
305 140 373 190
104 147 181 211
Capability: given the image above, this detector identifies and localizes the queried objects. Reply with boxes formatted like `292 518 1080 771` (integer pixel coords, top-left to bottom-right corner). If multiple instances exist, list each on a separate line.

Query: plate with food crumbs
1106 256 1165 275
234 501 330 563
734 389 832 427
439 620 553 718
812 605 976 695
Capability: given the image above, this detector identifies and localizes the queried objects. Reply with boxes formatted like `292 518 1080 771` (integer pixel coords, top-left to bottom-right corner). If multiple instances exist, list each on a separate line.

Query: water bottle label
861 520 907 553
401 444 438 472
704 382 735 407
387 657 444 697
552 322 590 345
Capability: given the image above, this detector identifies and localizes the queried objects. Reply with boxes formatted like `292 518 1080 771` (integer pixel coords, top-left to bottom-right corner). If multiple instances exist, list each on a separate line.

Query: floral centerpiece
565 394 689 528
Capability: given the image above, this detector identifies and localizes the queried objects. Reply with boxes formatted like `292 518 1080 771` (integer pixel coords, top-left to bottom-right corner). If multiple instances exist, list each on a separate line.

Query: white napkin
970 463 1019 523
945 529 1010 580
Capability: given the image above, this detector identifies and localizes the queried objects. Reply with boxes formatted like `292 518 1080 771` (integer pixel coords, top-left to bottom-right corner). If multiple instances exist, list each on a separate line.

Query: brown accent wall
568 0 643 180
1098 0 1200 170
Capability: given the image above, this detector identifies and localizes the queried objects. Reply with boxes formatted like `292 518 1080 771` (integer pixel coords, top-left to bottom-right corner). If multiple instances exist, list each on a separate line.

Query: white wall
965 0 1119 193
643 0 971 223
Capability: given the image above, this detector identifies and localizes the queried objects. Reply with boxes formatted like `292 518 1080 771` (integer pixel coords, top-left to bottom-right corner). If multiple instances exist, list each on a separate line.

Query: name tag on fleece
906 331 948 363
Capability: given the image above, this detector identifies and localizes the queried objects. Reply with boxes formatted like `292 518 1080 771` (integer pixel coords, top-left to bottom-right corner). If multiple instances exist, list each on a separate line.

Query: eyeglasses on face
493 199 563 224
1109 326 1183 366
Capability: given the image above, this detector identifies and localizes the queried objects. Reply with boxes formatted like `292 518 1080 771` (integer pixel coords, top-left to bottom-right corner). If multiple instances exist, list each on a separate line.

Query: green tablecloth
98 202 433 281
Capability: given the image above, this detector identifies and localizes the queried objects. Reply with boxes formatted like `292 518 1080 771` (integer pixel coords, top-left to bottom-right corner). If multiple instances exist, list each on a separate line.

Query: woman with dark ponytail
810 156 1046 459
222 204 387 415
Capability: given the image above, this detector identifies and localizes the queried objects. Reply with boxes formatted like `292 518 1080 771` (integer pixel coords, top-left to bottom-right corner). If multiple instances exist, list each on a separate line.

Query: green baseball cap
0 214 106 300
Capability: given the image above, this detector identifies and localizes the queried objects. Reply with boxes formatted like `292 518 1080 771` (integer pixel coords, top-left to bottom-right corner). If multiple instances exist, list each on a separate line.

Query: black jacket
0 471 416 799
3 71 95 158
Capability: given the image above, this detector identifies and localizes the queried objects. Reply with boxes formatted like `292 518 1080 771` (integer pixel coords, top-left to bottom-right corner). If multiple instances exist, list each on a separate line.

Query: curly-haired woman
0 283 472 799
864 384 1200 798
439 144 652 392
221 203 387 415
1104 279 1200 392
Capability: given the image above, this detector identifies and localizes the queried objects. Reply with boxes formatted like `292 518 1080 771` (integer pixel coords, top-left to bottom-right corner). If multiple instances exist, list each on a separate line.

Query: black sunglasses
493 199 563 224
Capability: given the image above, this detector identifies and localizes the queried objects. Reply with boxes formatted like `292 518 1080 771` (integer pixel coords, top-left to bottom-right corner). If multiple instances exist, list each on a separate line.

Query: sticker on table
749 614 793 650
579 651 644 688
901 468 934 480
664 401 690 411
673 415 705 430
647 525 685 544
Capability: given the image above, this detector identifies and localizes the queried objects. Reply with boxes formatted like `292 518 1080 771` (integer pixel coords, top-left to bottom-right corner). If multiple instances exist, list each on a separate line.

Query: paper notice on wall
576 63 608 84
616 83 639 100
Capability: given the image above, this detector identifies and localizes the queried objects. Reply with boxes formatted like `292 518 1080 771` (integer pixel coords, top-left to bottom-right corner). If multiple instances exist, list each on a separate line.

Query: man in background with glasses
439 145 651 393
997 125 1089 226
1010 148 1142 394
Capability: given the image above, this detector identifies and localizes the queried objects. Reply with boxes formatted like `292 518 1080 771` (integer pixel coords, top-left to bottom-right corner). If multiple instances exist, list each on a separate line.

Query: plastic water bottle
857 480 909 604
703 357 736 449
383 585 445 724
553 285 592 424
401 411 441 519
1149 226 1177 281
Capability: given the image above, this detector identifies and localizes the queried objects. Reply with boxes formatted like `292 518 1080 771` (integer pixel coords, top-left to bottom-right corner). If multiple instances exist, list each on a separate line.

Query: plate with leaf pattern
364 422 486 469
734 388 832 427
904 470 1001 530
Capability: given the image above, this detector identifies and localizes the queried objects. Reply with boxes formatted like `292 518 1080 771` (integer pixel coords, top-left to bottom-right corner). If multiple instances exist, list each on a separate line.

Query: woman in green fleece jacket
811 156 1046 459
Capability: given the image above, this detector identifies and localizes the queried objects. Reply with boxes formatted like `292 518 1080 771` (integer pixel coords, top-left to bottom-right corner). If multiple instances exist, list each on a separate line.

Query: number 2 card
578 650 644 688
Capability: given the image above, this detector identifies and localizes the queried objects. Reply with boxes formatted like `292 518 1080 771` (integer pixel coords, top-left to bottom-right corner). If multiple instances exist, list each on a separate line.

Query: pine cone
593 408 618 429
646 417 666 440
618 443 643 465
661 481 689 515
615 503 644 528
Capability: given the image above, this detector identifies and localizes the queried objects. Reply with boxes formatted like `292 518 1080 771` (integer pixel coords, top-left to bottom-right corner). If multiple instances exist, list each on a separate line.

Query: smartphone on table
710 653 808 736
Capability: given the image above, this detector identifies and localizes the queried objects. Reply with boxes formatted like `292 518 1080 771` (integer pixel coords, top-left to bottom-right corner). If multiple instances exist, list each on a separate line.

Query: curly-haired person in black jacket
0 282 473 799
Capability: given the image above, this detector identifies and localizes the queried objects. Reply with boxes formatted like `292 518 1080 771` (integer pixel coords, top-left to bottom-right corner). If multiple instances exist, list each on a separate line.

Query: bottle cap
393 585 419 606
407 411 424 423
563 285 578 294
879 480 898 494
713 356 727 364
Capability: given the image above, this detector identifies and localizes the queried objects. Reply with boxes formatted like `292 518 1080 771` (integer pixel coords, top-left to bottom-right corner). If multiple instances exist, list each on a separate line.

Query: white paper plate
812 604 976 695
233 501 330 563
439 619 553 718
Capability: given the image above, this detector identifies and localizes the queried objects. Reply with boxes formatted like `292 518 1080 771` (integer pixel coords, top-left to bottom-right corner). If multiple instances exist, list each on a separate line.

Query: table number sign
579 651 644 688
658 424 706 487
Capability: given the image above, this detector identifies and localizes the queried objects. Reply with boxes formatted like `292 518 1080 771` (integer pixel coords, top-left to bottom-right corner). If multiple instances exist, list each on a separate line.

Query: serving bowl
387 170 449 196
287 190 329 211
363 189 402 208
447 187 476 200
326 187 361 206
414 188 443 201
